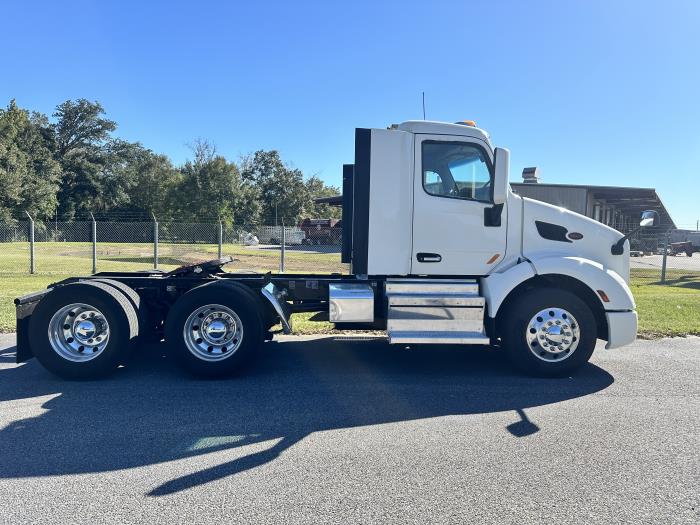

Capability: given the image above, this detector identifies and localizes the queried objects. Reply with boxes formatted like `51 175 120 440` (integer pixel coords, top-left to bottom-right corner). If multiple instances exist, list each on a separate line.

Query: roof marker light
456 120 477 127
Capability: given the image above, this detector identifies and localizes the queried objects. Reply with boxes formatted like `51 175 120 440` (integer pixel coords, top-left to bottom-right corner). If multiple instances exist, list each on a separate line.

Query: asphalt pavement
0 333 698 524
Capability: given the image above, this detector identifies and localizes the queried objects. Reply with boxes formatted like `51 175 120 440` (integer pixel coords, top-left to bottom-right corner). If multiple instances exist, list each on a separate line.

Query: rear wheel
28 281 139 379
500 287 597 377
165 282 264 377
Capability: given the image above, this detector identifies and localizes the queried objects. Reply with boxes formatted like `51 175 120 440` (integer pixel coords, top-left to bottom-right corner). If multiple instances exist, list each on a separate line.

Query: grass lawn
630 271 700 338
0 244 697 337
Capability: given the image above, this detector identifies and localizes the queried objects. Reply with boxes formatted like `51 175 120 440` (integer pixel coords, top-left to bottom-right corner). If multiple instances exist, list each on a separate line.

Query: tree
116 148 182 220
0 100 61 221
0 97 342 227
53 99 116 157
178 140 261 225
52 99 122 218
241 150 310 224
305 175 341 219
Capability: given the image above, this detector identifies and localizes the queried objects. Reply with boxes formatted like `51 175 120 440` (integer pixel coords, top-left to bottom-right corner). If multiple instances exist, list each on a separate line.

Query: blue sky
2 0 699 226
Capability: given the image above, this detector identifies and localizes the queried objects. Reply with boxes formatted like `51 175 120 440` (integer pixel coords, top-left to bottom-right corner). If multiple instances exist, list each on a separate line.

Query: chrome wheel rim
183 304 243 362
48 303 110 362
526 307 580 362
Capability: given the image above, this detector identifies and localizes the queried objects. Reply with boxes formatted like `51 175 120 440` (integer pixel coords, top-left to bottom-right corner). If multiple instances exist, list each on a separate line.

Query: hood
520 198 630 281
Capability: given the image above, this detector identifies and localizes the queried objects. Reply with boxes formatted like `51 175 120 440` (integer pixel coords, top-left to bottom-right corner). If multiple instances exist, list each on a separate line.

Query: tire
91 278 149 337
500 287 597 377
28 281 139 380
165 281 264 377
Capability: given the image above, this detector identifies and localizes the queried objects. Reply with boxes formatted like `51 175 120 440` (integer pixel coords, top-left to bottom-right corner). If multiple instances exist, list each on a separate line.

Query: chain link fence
2 218 698 284
629 227 700 284
0 218 348 276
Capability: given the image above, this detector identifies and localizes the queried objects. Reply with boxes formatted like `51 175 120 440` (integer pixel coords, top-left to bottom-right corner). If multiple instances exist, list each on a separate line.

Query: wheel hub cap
183 304 244 362
75 319 97 341
48 303 110 362
203 319 229 342
526 307 580 362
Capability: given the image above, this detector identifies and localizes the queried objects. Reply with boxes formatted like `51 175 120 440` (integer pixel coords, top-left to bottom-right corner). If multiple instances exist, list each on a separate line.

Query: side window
424 170 444 194
422 141 492 201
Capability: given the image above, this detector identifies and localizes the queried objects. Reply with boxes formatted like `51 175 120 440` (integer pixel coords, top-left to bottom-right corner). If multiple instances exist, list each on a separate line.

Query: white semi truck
15 120 658 379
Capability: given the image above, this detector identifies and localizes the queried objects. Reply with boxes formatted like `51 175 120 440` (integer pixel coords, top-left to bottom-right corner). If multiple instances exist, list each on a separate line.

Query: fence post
660 230 669 283
152 213 159 270
90 213 97 274
217 220 223 259
280 220 286 272
25 211 35 274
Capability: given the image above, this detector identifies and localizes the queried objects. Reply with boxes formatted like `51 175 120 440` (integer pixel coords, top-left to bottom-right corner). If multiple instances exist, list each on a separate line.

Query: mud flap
261 282 292 333
14 290 50 363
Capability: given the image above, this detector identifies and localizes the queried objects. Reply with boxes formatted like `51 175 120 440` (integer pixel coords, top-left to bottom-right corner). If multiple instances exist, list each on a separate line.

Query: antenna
422 91 426 120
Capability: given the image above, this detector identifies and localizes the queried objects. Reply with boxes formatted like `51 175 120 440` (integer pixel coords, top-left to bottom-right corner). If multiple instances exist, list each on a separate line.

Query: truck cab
335 120 642 369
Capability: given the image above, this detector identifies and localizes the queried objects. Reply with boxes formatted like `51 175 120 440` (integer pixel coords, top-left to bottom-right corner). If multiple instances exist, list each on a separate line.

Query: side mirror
612 209 661 255
640 210 659 228
493 147 510 205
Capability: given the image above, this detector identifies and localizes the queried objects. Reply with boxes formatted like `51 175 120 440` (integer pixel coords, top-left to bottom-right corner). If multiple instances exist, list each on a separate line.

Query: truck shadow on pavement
0 337 613 496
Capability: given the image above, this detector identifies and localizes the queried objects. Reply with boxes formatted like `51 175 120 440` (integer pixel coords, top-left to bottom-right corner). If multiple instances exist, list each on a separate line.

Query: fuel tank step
388 292 484 307
384 278 487 343
388 331 490 345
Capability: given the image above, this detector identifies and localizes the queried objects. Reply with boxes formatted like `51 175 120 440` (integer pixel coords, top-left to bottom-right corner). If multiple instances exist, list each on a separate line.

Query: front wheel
500 287 597 377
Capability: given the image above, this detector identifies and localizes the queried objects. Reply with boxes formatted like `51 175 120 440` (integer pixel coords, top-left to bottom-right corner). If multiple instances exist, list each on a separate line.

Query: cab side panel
366 129 414 275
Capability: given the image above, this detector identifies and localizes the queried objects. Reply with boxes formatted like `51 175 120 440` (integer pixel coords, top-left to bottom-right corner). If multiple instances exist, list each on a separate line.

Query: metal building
511 175 675 234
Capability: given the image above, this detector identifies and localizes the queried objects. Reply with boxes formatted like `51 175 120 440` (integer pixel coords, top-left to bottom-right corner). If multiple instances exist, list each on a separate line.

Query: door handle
417 252 442 263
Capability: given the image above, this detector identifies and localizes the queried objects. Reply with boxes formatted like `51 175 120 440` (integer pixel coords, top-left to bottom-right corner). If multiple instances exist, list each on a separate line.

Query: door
411 134 507 275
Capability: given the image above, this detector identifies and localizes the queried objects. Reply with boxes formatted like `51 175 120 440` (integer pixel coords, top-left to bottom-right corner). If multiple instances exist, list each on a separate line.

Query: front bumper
605 310 638 349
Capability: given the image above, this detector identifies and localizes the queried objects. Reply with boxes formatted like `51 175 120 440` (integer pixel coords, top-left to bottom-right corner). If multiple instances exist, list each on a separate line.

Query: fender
530 256 635 312
480 260 537 318
481 256 635 319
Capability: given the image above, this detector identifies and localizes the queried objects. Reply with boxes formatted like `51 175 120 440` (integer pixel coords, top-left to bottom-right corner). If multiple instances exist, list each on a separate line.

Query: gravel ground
0 334 698 525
